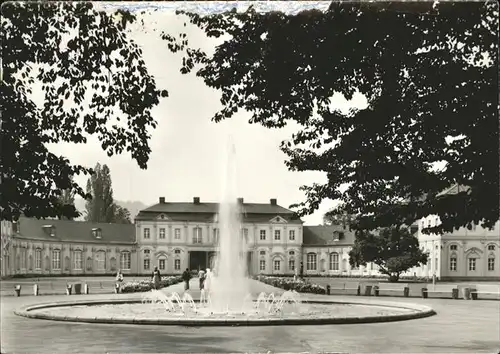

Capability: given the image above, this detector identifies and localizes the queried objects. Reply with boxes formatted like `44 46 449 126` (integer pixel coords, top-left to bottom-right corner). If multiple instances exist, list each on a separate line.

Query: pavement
1 278 500 353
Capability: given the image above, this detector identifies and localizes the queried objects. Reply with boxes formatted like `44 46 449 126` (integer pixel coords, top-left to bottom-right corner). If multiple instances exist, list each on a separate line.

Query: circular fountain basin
15 297 435 326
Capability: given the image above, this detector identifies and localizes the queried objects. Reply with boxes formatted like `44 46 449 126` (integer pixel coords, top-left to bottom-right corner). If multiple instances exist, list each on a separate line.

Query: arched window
288 258 295 271
306 253 317 271
120 251 131 270
487 254 495 271
73 250 83 270
35 249 42 270
329 252 339 271
96 250 106 271
52 249 61 270
143 249 151 270
449 253 457 271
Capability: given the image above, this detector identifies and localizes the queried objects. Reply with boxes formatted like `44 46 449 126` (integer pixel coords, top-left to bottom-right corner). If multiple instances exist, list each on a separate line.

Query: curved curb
14 297 436 327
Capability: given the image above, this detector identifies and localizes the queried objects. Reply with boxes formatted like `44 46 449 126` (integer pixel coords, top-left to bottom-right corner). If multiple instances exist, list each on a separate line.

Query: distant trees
85 163 131 224
323 210 354 228
348 226 429 282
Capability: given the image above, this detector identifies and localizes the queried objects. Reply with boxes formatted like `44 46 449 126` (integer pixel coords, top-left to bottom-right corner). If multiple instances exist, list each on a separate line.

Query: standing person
151 266 161 290
182 268 191 291
116 269 124 283
198 269 205 290
300 262 304 279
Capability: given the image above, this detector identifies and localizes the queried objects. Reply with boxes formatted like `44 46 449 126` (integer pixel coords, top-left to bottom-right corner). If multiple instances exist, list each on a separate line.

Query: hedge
255 275 326 294
120 276 183 293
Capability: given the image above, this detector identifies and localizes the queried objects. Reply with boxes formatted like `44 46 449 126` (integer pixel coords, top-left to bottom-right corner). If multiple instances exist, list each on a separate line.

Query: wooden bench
422 284 458 299
375 283 409 297
328 282 360 296
471 284 500 300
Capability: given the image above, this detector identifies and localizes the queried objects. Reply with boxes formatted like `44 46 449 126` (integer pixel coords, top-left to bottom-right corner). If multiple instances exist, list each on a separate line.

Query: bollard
66 284 72 295
14 285 21 297
33 284 39 296
84 283 89 294
115 283 120 294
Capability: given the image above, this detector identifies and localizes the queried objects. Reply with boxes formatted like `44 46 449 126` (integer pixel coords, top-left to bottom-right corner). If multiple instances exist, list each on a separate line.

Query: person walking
182 268 191 291
151 266 161 290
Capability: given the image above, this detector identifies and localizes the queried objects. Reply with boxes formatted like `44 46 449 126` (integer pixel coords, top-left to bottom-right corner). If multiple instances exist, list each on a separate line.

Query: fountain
208 138 251 314
14 138 437 325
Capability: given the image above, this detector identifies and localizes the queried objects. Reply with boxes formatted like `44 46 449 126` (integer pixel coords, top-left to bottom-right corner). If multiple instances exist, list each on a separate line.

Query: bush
120 276 183 293
254 275 326 295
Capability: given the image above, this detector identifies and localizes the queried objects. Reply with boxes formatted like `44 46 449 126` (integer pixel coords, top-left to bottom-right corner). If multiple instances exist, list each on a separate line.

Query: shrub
120 276 183 293
254 275 326 295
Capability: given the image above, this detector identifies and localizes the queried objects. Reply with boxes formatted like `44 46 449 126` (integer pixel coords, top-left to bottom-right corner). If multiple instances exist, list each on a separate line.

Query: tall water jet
209 138 250 312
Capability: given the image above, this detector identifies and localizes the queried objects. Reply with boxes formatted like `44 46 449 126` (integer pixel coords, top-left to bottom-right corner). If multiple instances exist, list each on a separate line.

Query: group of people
115 266 215 292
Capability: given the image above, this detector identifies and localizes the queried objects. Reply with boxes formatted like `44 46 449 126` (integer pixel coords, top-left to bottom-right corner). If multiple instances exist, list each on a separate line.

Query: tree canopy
1 2 167 221
348 226 429 282
85 163 131 224
166 1 499 234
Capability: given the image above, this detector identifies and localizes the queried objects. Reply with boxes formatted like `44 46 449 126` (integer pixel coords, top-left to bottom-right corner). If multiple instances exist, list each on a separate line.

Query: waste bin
403 287 410 297
14 285 21 297
73 283 82 295
326 285 331 295
421 288 428 298
373 286 380 296
33 284 39 296
451 288 459 299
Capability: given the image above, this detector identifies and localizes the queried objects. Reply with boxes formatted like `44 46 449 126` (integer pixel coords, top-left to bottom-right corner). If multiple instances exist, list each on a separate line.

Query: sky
38 2 368 225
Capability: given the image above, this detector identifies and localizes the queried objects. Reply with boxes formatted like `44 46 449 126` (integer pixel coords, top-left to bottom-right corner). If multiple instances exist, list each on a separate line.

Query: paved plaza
1 278 499 353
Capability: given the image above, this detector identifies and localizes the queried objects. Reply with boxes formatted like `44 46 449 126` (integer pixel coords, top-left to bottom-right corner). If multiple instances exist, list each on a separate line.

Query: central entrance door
189 251 207 272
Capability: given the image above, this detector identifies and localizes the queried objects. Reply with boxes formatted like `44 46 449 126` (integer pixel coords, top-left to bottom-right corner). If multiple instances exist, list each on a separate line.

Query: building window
274 260 281 271
92 228 102 239
74 250 82 270
488 257 495 271
159 259 166 270
159 228 166 239
174 249 181 255
144 228 150 239
144 259 150 270
274 230 281 241
242 228 249 238
488 245 496 251
193 227 202 244
289 251 295 256
289 230 295 241
174 259 181 271
120 252 131 270
144 249 150 255
259 260 266 271
306 253 317 271
174 228 181 239
288 259 295 271
260 230 266 240
450 245 458 251
20 248 27 269
434 257 438 270
52 250 61 270
468 258 476 271
329 253 339 271
450 257 457 271
35 249 42 270
213 228 219 244
259 250 266 256
96 250 106 271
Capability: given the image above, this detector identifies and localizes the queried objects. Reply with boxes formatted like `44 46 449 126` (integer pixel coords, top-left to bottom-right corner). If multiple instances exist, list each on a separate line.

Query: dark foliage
164 1 499 234
1 2 167 221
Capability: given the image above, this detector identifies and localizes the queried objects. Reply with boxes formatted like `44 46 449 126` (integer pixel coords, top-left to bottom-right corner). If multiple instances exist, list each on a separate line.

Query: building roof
140 201 295 215
14 217 135 244
136 199 301 223
303 225 355 246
